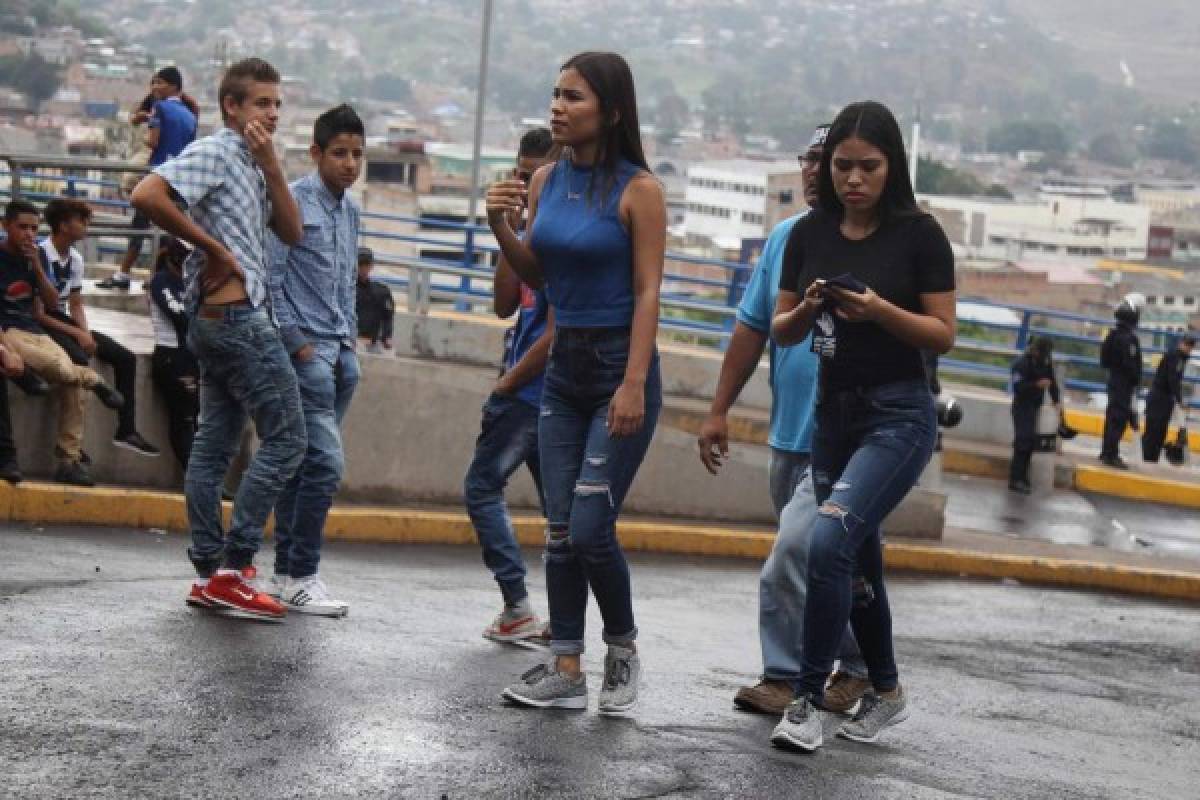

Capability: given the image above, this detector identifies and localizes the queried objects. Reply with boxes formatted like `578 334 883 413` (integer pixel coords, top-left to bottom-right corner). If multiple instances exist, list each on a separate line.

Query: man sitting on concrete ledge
37 197 160 457
0 201 126 487
0 331 51 484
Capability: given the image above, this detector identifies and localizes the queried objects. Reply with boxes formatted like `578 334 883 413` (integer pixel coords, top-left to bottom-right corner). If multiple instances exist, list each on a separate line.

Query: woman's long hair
559 51 649 203
817 100 922 224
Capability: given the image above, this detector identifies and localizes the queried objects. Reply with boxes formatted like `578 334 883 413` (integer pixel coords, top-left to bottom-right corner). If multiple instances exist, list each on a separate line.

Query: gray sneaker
837 686 909 743
501 662 587 710
597 645 640 715
770 696 824 752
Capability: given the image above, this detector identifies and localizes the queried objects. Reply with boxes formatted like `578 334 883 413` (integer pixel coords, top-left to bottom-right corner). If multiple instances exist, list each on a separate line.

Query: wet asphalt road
943 472 1200 562
2 524 1199 799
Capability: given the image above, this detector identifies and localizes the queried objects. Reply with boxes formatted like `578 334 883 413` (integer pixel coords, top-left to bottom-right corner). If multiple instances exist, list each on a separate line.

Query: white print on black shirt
811 310 837 359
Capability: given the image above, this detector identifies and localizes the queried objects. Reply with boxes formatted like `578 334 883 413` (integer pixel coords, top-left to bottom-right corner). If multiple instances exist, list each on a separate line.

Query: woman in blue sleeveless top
486 51 667 715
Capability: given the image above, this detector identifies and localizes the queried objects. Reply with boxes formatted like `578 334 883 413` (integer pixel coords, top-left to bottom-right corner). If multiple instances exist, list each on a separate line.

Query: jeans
151 345 198 470
274 342 359 579
540 327 661 656
464 391 543 605
797 379 935 699
767 448 809 517
185 306 307 575
46 310 139 436
760 454 868 684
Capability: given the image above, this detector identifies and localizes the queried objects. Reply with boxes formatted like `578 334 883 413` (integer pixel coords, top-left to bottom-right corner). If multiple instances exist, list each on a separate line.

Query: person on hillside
265 104 366 617
0 201 125 487
37 197 160 456
105 66 198 291
1099 295 1143 470
465 126 556 644
486 52 666 715
148 236 199 471
1008 336 1061 494
132 57 306 621
1142 332 1194 463
769 101 956 751
697 123 871 718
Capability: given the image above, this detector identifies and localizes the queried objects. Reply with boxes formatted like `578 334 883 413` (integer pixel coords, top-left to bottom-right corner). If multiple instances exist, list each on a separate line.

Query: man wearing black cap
355 247 394 352
105 66 198 290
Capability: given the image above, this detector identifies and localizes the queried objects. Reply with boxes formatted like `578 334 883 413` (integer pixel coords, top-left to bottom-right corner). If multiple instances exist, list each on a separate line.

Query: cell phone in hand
823 273 866 294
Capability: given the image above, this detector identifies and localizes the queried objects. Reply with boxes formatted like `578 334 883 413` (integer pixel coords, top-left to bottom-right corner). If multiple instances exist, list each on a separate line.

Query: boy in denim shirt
266 105 365 617
132 58 305 620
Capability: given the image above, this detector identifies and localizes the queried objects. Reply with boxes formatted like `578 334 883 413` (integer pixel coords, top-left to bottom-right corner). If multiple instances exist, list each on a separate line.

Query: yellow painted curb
1064 408 1200 454
1074 465 1200 509
882 544 1200 603
4 482 1197 602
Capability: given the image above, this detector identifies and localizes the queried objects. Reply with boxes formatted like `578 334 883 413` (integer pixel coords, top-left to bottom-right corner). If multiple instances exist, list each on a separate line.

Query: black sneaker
0 457 22 484
96 276 131 290
1007 480 1032 495
1099 455 1130 470
91 383 125 410
12 369 49 396
55 460 95 487
113 431 160 457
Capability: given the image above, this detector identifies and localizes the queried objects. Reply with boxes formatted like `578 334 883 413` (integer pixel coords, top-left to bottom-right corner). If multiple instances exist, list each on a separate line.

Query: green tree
0 53 62 110
654 93 690 145
986 120 1069 156
1088 131 1134 167
1145 120 1197 164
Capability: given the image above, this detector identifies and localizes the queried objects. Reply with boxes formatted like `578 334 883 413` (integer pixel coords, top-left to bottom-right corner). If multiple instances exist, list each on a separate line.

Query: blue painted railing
2 163 1195 407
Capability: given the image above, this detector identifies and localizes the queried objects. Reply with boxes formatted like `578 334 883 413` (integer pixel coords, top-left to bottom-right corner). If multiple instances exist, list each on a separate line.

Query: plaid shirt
153 127 272 310
267 172 359 355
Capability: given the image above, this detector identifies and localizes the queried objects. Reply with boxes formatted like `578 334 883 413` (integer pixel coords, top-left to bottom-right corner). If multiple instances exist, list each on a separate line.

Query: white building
682 159 803 249
921 194 1151 263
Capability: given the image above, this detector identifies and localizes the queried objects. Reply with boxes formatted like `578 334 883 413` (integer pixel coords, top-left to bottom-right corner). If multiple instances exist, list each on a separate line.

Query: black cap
154 66 182 89
357 246 374 264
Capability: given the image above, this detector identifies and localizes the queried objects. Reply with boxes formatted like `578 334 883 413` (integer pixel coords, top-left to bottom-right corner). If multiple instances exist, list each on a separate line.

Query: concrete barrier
7 339 944 534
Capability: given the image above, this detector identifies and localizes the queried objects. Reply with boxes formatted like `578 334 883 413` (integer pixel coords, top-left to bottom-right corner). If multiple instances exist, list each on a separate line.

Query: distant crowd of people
3 47 1190 762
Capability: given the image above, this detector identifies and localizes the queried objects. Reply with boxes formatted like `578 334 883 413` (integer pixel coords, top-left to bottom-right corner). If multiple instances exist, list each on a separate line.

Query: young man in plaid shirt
132 58 306 620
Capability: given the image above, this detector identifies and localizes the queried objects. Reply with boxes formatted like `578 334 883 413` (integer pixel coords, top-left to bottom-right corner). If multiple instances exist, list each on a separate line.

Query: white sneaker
261 572 287 599
282 575 349 617
483 605 544 642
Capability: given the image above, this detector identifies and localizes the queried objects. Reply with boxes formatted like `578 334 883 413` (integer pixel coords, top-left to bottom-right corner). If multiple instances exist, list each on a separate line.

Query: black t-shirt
779 210 955 391
0 248 45 334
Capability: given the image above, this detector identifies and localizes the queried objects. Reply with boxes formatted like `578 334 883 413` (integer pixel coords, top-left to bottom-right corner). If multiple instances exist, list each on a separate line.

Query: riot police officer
1142 333 1195 462
1099 295 1144 469
1009 336 1060 493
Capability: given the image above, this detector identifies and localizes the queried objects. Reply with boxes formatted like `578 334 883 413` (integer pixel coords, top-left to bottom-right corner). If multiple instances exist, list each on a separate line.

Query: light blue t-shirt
735 213 818 454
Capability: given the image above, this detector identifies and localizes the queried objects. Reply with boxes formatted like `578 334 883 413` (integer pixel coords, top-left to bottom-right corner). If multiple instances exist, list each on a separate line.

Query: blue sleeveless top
529 157 642 327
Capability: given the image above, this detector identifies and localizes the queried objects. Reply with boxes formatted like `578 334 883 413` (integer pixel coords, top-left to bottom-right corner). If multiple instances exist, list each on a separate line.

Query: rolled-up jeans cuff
602 626 638 648
550 639 585 656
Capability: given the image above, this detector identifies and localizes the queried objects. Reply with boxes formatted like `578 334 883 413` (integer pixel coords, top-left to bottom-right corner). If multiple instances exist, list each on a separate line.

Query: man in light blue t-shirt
698 124 870 717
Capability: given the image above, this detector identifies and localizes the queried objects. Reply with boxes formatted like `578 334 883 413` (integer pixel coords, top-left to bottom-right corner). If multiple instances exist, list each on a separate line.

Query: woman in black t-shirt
768 101 956 751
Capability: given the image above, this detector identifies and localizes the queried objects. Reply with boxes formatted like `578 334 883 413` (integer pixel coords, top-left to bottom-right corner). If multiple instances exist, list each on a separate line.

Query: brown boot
733 678 794 715
823 671 872 714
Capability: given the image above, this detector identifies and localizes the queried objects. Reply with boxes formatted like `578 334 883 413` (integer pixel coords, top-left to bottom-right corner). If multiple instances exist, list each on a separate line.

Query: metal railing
3 152 1195 408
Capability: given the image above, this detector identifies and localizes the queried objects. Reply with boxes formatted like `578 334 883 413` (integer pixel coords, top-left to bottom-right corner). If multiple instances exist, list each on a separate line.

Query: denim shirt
267 173 360 355
153 127 272 311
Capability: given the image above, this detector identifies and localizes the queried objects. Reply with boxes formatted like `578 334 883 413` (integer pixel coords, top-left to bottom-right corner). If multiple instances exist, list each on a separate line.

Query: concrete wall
7 347 942 534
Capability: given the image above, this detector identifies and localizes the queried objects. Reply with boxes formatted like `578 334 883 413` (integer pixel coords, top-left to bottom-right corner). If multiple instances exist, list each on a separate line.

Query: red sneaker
185 567 259 611
202 570 286 621
186 581 215 609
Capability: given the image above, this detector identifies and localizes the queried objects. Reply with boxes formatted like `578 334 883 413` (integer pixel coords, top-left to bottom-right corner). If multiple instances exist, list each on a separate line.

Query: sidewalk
4 480 1198 603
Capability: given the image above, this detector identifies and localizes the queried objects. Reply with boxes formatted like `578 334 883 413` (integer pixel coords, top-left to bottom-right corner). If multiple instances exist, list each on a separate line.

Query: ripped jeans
539 327 661 656
795 379 935 700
